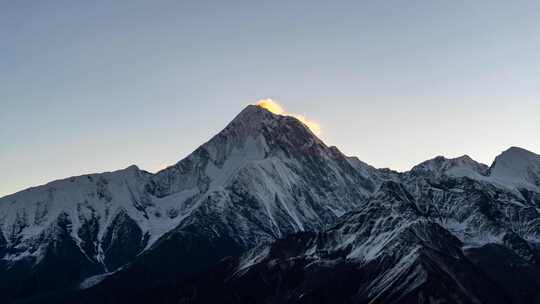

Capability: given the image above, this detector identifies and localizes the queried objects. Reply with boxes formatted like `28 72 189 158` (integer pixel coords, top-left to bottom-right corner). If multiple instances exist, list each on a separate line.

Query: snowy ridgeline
0 104 540 303
0 105 377 274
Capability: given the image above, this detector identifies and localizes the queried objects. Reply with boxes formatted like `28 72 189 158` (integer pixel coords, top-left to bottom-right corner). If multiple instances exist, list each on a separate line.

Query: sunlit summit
256 99 322 137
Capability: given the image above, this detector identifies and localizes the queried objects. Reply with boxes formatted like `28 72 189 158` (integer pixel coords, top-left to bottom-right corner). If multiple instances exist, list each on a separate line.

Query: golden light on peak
256 98 322 136
294 114 322 137
256 98 285 115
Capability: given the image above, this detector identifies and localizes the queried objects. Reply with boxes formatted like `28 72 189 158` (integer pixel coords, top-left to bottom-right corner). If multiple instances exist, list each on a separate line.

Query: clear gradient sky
2 0 539 197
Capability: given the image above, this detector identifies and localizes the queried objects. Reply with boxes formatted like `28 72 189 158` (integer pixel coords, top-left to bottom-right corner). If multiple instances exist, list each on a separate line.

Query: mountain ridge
1 104 540 303
0 104 377 302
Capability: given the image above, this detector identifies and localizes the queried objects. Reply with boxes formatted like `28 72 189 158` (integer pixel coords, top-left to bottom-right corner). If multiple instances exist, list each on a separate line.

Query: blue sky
2 0 539 197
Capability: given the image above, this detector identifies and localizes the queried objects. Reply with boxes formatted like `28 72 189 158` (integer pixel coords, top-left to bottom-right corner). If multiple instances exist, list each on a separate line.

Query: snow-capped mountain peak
221 104 322 142
2 104 540 304
3 104 373 301
409 154 489 179
489 146 540 191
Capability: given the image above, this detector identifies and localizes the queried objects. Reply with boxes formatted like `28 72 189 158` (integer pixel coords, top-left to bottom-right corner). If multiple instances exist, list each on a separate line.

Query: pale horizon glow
2 1 539 197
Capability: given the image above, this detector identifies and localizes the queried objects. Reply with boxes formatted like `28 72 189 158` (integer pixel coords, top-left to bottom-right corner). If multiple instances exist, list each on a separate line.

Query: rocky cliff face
168 173 540 304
